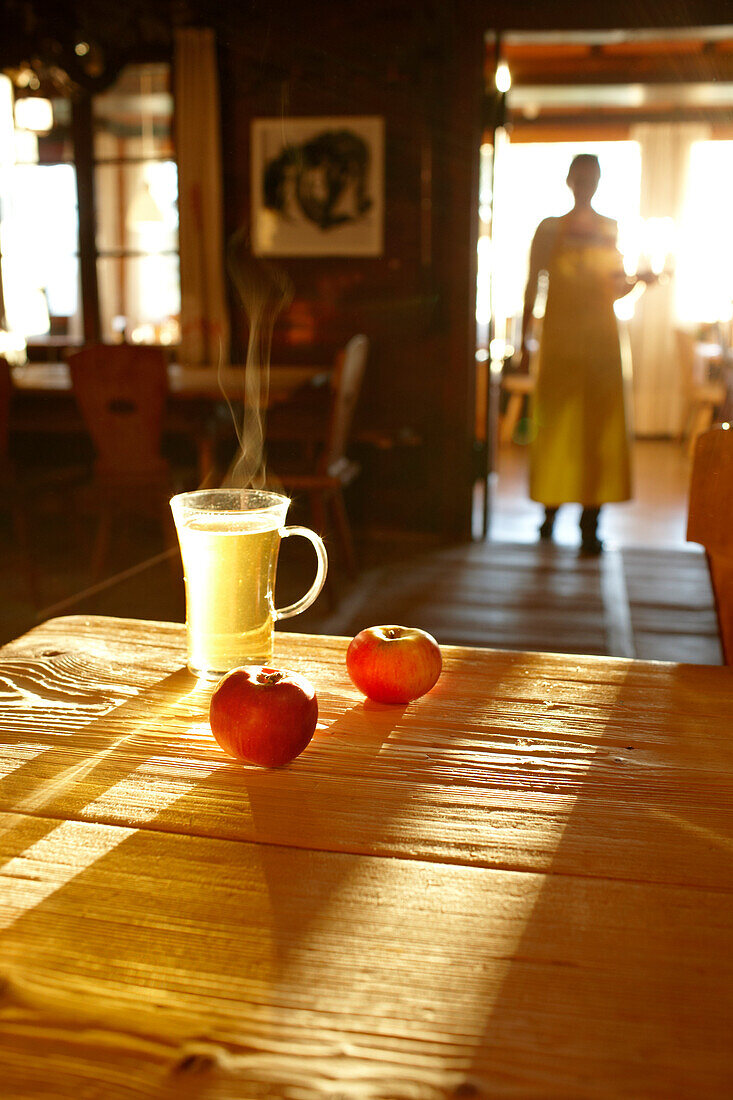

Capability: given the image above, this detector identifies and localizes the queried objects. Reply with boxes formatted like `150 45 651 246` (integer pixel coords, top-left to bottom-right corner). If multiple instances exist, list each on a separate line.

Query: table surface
11 362 328 401
0 616 731 1099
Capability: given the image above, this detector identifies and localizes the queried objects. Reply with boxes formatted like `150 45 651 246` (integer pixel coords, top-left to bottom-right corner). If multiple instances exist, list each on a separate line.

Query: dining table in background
9 361 330 479
0 615 731 1098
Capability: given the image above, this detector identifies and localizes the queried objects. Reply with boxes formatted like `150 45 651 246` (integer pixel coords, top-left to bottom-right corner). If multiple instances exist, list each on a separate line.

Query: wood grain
1 617 732 886
2 812 732 1099
1 615 732 1098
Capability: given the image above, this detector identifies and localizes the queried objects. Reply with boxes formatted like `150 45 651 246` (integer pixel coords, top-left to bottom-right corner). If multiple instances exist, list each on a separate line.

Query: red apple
209 666 318 768
346 625 442 704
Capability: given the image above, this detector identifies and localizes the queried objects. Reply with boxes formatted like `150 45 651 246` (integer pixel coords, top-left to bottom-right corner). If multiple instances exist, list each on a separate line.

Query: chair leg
500 393 523 445
330 487 358 577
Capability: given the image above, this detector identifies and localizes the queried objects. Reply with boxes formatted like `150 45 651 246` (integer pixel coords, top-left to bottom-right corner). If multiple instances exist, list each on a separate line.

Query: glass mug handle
274 525 328 620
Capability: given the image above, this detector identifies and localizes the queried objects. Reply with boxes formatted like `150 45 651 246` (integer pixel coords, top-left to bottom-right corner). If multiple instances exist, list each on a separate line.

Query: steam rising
223 227 294 488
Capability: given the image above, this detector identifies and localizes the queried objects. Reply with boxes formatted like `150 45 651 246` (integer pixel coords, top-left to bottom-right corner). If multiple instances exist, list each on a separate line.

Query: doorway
474 26 733 548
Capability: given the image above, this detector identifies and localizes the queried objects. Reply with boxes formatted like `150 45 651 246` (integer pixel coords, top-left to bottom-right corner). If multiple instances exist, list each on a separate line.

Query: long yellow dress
529 217 632 507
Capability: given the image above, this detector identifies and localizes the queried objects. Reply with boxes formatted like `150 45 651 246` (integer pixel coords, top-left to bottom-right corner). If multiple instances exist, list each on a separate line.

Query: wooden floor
311 541 721 664
487 438 692 549
0 441 721 665
306 439 721 664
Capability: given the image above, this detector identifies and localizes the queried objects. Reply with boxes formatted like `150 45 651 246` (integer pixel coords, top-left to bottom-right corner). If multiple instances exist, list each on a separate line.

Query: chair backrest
320 334 368 475
687 425 733 663
68 344 168 476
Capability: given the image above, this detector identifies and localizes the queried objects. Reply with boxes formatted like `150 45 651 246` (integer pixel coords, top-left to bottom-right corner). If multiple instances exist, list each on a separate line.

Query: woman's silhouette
519 154 652 553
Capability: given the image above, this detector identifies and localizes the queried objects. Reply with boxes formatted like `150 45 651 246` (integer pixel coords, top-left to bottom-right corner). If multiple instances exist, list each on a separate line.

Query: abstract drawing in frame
251 116 384 257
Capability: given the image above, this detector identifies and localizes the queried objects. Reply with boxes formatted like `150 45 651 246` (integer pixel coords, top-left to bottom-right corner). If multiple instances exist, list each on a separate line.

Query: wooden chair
676 329 727 458
500 370 535 445
68 344 176 578
687 425 733 664
275 335 368 575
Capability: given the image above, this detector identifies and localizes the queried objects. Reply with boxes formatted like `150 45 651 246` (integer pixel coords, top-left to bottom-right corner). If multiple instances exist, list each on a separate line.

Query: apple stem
385 628 399 639
257 670 284 686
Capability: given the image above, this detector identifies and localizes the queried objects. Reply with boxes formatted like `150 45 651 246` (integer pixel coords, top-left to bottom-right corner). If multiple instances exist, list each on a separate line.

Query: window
0 61 179 355
93 63 180 345
675 140 733 326
0 78 81 347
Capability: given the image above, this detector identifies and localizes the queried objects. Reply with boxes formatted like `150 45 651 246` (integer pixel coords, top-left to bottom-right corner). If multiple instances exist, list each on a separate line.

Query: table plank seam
4 805 733 893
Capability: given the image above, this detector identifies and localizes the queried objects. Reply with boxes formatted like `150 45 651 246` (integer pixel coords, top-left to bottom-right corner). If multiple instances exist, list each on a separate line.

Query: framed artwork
251 116 384 257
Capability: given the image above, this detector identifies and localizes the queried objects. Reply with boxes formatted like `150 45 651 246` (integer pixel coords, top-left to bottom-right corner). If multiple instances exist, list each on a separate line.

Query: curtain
628 123 710 435
174 27 230 365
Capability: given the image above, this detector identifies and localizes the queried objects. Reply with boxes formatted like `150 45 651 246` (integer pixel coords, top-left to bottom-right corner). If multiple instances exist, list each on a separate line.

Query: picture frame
251 116 384 257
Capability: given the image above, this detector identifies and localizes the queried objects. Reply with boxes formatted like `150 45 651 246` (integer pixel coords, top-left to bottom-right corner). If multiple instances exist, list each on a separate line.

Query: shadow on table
2 651 525 1096
457 659 733 1098
2 650 730 1097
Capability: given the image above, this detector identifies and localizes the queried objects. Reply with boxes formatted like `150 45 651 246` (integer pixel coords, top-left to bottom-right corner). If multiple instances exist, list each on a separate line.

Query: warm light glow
0 678 218 931
675 140 733 324
476 234 493 325
495 63 512 94
126 179 164 227
1 76 79 337
131 323 157 344
13 128 38 162
84 753 220 823
3 286 50 337
642 216 675 275
613 295 636 321
0 328 27 365
0 819 133 932
483 140 642 327
75 41 90 56
14 97 54 134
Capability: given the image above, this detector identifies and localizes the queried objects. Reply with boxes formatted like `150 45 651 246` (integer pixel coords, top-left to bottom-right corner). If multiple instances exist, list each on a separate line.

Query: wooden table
0 616 731 1098
10 362 328 402
10 362 329 479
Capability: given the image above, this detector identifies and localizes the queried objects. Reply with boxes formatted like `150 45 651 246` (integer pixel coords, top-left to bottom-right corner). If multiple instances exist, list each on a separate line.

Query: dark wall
217 2 483 536
11 3 731 537
212 0 732 536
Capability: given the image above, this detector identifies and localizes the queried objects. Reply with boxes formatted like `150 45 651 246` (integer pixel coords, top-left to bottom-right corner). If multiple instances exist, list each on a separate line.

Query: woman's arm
607 218 658 301
612 270 659 301
519 222 550 372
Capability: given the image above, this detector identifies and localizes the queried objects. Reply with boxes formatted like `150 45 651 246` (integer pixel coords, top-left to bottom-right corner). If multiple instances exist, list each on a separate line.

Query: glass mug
170 489 328 679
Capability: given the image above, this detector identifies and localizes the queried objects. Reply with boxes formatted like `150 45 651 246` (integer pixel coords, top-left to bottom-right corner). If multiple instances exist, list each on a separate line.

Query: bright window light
480 140 642 326
14 97 53 133
675 140 733 324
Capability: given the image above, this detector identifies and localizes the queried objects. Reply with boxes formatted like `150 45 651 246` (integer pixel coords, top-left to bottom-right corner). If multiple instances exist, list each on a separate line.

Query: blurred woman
519 154 651 553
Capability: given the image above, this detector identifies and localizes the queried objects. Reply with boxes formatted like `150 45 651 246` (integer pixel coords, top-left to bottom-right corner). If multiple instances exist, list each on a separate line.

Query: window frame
17 55 179 359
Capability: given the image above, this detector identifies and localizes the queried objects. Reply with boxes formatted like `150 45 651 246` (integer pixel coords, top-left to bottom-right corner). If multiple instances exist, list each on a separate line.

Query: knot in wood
174 1051 216 1075
453 1084 481 1099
